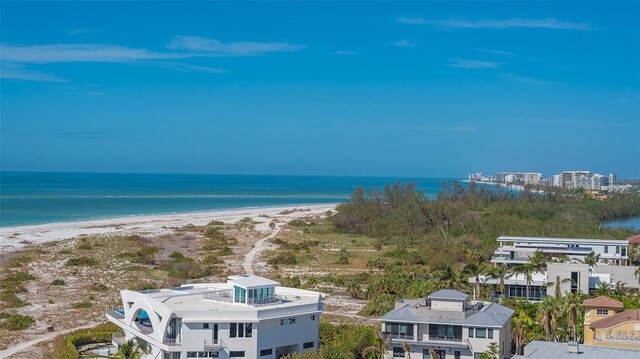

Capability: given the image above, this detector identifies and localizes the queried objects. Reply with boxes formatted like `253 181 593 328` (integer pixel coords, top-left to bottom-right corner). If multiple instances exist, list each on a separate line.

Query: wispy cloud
0 63 66 82
397 17 426 25
333 50 356 55
392 39 416 48
68 29 93 35
1 44 182 63
473 48 546 61
160 62 227 74
427 18 595 31
166 35 305 55
1 36 305 64
501 73 555 86
380 123 475 132
447 59 502 69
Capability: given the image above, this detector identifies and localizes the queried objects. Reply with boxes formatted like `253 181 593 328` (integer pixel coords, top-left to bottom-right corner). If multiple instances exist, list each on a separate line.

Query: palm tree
537 296 558 341
115 339 141 359
528 250 548 272
545 275 575 299
614 281 627 296
564 292 580 342
594 281 611 296
362 330 391 359
635 267 640 284
512 264 535 300
512 310 532 355
488 266 511 300
428 348 437 359
463 263 487 301
584 251 600 269
402 342 412 359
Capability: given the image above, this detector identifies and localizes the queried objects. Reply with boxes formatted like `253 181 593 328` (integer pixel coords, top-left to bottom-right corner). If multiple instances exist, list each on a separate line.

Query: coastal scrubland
1 186 639 358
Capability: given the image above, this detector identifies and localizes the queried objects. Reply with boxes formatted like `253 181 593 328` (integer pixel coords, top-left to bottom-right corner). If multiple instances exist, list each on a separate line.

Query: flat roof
228 274 280 288
497 236 628 245
513 340 640 359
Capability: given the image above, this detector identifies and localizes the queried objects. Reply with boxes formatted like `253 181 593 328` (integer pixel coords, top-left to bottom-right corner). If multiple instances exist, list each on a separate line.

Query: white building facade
106 275 324 359
490 236 629 266
379 290 514 359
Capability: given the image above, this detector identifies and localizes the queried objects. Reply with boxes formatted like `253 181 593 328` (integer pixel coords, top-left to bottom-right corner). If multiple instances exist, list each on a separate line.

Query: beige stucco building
583 296 640 349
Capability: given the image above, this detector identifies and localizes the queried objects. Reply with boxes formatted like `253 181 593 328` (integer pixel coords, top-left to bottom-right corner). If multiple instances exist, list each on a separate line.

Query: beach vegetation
51 279 66 286
72 300 93 308
0 312 35 331
65 257 97 266
50 322 121 358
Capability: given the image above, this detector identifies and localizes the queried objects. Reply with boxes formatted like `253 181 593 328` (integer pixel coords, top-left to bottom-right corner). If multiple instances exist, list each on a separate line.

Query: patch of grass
58 249 72 255
3 271 36 282
65 257 97 266
72 300 93 309
51 279 66 286
0 312 35 331
0 292 27 308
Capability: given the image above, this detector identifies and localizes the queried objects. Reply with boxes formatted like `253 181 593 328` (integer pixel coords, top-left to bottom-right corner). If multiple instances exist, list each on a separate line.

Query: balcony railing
204 339 224 350
203 289 233 303
163 336 180 346
383 333 415 340
383 334 471 348
106 307 125 320
596 334 640 343
247 296 282 306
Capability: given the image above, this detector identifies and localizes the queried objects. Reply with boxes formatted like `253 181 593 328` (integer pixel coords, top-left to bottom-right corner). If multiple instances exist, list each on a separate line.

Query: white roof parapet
227 274 280 288
497 236 628 245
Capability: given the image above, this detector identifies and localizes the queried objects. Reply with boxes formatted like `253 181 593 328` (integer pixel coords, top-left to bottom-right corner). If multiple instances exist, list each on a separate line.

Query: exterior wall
591 321 640 349
256 314 320 358
593 265 640 289
385 323 511 359
546 263 589 295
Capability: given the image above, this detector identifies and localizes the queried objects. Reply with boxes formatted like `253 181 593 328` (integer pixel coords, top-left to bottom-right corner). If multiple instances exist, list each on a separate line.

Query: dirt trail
0 323 95 359
242 226 281 275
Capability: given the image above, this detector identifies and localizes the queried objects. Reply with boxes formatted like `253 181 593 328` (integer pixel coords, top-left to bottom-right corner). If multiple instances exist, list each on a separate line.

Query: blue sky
1 1 639 177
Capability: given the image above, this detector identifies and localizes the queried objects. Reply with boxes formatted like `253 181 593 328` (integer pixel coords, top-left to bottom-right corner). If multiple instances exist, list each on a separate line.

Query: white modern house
490 236 629 266
379 289 514 359
106 275 324 359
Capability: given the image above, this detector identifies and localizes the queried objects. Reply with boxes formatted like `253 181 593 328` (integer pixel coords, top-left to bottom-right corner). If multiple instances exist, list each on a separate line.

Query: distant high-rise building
523 173 541 186
609 173 617 186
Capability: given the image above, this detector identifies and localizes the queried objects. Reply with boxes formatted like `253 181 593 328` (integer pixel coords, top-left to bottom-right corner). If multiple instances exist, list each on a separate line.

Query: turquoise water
602 217 640 231
0 172 466 227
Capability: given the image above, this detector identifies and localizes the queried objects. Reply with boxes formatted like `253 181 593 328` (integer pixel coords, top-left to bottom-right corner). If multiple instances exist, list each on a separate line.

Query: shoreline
0 203 338 253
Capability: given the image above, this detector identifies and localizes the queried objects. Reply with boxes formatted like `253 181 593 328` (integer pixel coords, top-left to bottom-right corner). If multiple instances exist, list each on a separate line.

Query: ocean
0 172 464 227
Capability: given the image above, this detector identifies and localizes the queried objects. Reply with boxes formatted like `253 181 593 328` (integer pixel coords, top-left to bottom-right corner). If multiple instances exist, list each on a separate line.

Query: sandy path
0 323 96 359
242 226 282 275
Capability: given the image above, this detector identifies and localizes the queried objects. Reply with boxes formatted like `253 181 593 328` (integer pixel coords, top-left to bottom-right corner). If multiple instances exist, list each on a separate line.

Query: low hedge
51 322 121 359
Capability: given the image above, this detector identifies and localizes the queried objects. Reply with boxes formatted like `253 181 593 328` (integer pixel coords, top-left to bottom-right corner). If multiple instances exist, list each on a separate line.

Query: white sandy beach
0 204 337 253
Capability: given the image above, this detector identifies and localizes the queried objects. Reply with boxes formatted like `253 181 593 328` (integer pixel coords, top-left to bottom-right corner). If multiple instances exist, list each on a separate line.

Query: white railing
106 307 125 320
203 289 233 303
247 296 282 306
204 339 224 349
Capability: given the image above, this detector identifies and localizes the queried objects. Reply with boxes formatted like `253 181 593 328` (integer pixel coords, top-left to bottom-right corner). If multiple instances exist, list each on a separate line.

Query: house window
476 328 486 338
597 309 609 316
311 314 316 321
604 246 608 254
230 352 245 358
187 353 218 358
260 349 273 356
469 327 474 337
488 329 493 339
455 351 461 359
203 323 209 329
230 323 251 338
303 341 314 349
392 347 405 357
280 317 296 325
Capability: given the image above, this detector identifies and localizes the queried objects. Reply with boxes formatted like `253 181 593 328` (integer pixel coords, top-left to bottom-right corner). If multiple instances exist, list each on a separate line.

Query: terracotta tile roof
583 296 624 309
590 309 640 329
627 234 640 244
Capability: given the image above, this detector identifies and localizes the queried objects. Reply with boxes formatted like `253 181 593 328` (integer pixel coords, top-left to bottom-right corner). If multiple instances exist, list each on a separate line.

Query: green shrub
0 312 35 331
91 283 108 291
51 279 66 286
65 257 97 266
3 271 36 282
72 300 92 308
51 322 121 359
